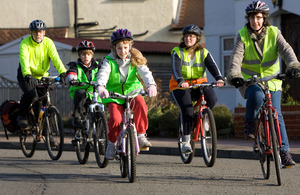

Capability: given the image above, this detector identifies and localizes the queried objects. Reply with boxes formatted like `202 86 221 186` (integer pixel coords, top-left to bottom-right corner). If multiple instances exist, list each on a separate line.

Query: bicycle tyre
44 106 64 160
177 115 195 164
19 127 37 158
201 108 217 167
120 146 128 178
74 127 90 164
93 111 109 168
268 108 281 186
257 112 270 179
126 125 136 183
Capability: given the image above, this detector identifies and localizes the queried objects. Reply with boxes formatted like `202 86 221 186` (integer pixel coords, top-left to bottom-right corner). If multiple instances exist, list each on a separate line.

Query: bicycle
178 82 222 167
109 90 147 183
70 81 109 168
244 73 287 186
19 76 64 160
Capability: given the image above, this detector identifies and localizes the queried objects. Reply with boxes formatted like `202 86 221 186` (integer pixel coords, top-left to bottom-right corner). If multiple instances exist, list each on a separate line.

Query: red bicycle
178 82 222 167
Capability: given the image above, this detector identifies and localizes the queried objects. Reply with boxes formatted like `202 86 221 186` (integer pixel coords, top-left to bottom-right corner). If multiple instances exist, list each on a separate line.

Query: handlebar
244 73 286 85
188 81 225 89
39 76 60 85
69 80 98 87
109 90 147 100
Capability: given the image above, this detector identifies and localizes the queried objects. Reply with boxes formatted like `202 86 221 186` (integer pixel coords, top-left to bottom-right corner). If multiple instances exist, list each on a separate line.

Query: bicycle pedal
140 147 150 151
282 165 293 169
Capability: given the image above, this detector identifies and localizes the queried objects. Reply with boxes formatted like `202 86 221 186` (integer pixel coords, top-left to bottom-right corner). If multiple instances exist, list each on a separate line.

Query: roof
0 27 68 45
171 0 204 30
52 37 178 54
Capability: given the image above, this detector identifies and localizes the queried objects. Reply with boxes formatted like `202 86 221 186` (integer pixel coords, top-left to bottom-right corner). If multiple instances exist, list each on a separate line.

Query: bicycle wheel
93 111 109 168
177 115 195 164
268 108 281 186
200 108 217 167
19 126 37 158
119 141 128 178
44 106 64 160
257 115 270 179
74 127 90 164
126 125 136 183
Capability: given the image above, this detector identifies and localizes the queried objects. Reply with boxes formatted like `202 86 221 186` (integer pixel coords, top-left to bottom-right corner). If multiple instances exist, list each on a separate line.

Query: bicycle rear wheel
44 106 64 160
126 125 136 183
268 108 281 186
200 108 217 167
257 114 270 179
93 111 109 168
19 126 37 158
177 115 195 164
74 127 90 164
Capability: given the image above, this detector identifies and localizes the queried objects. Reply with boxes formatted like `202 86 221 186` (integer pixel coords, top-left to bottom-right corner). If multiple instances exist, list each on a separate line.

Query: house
204 0 300 110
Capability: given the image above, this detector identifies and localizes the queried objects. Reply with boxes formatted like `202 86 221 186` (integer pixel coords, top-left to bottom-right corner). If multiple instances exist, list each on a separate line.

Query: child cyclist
97 28 157 160
65 40 101 131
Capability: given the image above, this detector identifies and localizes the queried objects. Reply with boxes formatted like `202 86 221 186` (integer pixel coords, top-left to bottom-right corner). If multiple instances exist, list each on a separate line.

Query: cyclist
65 40 101 130
17 19 67 127
227 1 300 167
97 28 157 160
169 24 224 154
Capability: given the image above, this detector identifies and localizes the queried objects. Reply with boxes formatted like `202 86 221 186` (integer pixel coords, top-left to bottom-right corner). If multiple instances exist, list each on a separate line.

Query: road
0 149 299 195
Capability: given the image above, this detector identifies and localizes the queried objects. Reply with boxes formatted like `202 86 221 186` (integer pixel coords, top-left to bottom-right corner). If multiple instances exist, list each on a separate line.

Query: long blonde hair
112 40 147 67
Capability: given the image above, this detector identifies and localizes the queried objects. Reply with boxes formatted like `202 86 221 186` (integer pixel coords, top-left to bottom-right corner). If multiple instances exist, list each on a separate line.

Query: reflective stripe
241 67 261 77
242 59 261 65
261 58 278 67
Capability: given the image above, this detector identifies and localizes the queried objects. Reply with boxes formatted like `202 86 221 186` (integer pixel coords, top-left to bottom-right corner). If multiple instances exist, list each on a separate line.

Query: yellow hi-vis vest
239 26 282 91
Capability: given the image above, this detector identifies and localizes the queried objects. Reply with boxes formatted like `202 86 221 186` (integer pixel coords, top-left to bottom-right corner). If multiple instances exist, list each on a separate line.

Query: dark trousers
17 67 46 115
73 89 87 118
171 85 217 135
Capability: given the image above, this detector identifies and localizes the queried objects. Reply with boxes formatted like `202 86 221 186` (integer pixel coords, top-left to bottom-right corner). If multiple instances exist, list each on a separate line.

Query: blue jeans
245 84 289 152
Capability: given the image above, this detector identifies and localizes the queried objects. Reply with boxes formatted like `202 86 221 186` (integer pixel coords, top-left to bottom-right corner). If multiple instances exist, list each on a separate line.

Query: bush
212 105 234 138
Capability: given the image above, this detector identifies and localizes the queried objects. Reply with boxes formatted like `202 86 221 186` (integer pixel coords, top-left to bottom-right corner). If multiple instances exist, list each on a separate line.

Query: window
221 36 234 76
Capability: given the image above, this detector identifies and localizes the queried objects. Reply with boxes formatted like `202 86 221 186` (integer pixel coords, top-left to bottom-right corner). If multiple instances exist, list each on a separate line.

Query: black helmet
245 1 269 15
77 40 95 52
182 25 201 36
29 20 46 31
110 29 133 45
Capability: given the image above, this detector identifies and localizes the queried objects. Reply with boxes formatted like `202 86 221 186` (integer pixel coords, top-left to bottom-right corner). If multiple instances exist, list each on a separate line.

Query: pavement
1 131 300 163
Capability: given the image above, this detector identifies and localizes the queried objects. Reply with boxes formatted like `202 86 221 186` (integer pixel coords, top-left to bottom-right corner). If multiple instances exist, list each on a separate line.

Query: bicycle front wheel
44 106 64 160
93 111 109 168
200 108 217 167
268 108 281 186
74 128 90 164
177 115 195 164
126 126 136 183
19 127 37 158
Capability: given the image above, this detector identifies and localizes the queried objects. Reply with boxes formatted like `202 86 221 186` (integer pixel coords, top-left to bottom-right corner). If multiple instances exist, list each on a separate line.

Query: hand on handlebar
97 86 109 99
146 85 157 97
231 77 244 88
286 68 300 79
25 74 38 88
180 82 189 88
216 79 225 87
69 79 79 86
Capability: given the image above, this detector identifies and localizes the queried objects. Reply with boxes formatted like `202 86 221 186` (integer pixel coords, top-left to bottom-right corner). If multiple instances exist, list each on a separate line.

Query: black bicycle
70 81 109 168
19 76 64 160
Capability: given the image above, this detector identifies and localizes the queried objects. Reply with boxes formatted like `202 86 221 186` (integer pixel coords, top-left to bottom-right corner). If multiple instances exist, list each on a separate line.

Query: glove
59 72 66 85
25 74 38 88
286 68 300 79
231 77 244 88
97 86 109 99
147 85 157 97
69 79 79 86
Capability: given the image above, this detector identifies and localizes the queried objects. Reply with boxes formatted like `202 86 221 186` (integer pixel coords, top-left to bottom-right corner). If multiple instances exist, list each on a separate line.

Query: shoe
17 115 28 128
49 136 58 148
181 141 192 154
72 117 82 128
280 151 296 167
244 121 255 140
138 134 152 151
105 142 116 160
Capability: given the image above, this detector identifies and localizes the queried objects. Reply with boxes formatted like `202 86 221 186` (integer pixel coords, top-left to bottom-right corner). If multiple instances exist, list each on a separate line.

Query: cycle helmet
110 29 133 45
182 24 201 36
77 40 95 52
29 20 46 31
245 1 269 15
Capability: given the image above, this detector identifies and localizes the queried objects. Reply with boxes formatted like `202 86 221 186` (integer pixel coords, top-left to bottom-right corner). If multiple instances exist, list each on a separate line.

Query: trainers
280 151 296 167
17 115 28 128
138 134 152 150
50 136 58 148
244 121 255 140
105 142 116 160
72 117 82 128
181 141 192 154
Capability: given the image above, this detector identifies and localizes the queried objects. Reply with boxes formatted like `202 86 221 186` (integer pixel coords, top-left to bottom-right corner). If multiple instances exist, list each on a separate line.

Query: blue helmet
110 29 133 45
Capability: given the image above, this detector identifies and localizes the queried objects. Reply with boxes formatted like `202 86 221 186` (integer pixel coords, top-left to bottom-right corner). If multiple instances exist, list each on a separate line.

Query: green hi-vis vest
103 56 144 105
171 47 208 79
239 26 282 91
69 63 101 102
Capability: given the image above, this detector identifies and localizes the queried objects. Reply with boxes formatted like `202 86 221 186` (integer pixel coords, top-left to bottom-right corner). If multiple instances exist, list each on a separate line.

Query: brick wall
233 105 300 141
